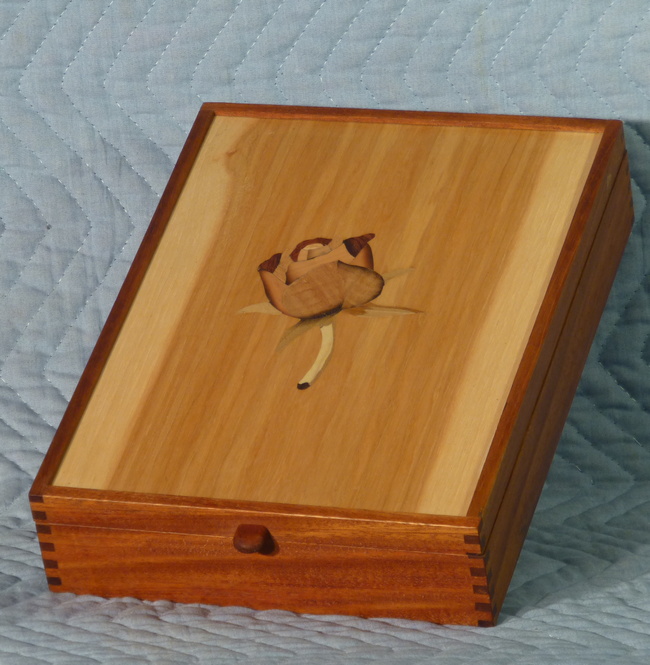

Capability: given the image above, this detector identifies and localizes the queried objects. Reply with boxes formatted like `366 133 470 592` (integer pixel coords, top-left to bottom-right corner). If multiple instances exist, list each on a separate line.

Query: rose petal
289 237 332 261
258 252 283 273
286 241 355 284
350 242 374 270
343 234 375 257
281 262 345 319
337 262 384 309
258 269 290 314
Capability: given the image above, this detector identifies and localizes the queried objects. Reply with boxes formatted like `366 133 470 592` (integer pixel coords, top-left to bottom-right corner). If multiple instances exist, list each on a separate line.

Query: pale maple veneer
31 104 633 625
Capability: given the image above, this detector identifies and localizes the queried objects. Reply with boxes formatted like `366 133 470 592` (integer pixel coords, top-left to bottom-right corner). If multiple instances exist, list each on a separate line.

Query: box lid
35 105 624 541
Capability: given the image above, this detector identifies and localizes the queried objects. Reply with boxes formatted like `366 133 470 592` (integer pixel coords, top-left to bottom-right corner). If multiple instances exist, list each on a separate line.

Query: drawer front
36 523 495 626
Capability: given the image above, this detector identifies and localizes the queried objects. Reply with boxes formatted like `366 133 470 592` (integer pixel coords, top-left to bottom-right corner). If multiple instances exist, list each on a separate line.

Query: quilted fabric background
1 0 650 663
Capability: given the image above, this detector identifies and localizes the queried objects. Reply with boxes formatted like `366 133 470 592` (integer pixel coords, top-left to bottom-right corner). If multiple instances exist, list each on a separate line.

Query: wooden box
30 104 633 626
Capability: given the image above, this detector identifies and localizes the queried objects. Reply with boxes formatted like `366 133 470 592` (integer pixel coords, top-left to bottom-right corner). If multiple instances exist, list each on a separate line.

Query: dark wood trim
34 489 480 555
203 102 610 133
475 602 493 613
37 485 479 529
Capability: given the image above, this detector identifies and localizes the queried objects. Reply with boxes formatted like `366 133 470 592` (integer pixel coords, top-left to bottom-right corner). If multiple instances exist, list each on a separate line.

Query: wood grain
41 523 494 625
485 154 634 612
30 488 482 555
200 103 611 133
53 111 601 516
30 107 216 497
29 106 633 626
468 120 626 520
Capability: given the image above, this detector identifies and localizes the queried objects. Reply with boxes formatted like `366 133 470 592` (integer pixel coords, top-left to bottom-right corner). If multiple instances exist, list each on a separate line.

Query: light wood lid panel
53 114 601 516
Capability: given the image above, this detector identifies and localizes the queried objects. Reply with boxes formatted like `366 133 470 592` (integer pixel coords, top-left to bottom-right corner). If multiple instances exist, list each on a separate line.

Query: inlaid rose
240 234 420 389
257 234 384 320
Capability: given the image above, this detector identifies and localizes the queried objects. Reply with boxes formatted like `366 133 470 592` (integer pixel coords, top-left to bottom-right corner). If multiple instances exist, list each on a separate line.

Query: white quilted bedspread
1 1 650 663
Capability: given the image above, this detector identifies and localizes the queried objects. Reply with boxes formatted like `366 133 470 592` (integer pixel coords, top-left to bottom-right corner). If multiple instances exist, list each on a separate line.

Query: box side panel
469 121 626 525
485 154 634 613
35 522 495 626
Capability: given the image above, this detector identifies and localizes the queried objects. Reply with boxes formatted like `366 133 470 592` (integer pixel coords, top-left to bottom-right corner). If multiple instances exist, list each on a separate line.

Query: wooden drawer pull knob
233 524 274 554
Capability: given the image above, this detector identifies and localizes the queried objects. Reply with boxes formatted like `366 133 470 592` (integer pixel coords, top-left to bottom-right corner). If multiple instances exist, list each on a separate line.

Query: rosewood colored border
30 491 482 556
200 102 611 133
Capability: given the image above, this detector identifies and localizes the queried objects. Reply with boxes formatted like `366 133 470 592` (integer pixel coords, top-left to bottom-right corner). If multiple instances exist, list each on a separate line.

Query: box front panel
36 522 495 626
